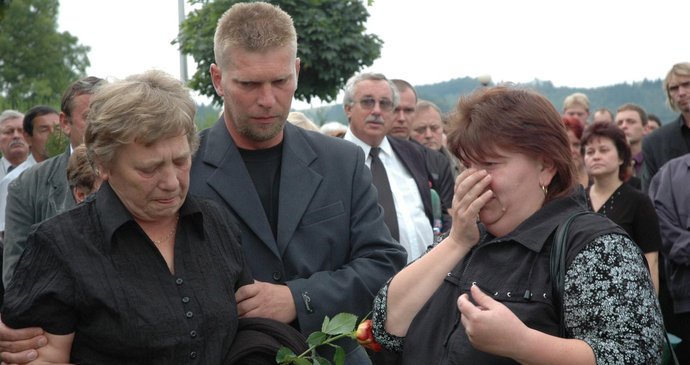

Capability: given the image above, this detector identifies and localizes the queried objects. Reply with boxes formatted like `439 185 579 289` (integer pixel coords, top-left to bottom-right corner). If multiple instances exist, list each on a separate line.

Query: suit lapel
276 124 321 256
203 118 279 258
388 137 428 198
388 137 433 222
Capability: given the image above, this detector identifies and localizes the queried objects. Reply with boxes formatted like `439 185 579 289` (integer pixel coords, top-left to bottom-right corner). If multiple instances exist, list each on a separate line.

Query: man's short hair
60 76 104 117
563 92 590 112
23 106 58 136
213 2 297 67
0 110 23 125
391 79 417 101
343 73 399 107
617 103 648 126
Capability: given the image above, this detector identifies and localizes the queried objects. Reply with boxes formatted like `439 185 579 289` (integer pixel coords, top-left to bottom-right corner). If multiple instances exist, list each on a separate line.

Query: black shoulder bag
549 211 679 364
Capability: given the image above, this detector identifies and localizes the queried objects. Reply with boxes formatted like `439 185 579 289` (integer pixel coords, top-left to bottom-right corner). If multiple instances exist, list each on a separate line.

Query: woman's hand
457 285 529 359
446 169 493 249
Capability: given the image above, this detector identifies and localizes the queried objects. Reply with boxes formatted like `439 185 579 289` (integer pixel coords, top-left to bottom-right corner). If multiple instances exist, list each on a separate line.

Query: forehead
565 106 587 113
398 88 416 106
616 110 641 121
412 108 442 125
0 118 22 130
585 135 615 147
354 79 392 99
669 73 690 86
226 47 295 80
34 113 59 124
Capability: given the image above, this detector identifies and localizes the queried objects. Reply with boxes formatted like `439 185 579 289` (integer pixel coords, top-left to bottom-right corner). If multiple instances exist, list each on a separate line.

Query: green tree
0 0 90 110
176 0 382 105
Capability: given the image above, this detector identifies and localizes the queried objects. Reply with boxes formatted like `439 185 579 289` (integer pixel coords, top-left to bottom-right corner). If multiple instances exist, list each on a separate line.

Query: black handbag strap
550 211 590 338
549 211 679 364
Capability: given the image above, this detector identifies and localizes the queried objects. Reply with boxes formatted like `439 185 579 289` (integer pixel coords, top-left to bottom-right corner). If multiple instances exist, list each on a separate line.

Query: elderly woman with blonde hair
2 70 252 363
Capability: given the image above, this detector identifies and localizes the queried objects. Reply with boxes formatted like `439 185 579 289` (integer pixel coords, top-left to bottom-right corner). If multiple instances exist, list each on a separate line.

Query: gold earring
541 184 548 196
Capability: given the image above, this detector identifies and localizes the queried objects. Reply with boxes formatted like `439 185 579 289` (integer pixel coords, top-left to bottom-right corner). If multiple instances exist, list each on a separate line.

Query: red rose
355 319 382 352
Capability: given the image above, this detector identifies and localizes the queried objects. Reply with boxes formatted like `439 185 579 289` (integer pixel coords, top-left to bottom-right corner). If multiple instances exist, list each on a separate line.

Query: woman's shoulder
563 211 628 265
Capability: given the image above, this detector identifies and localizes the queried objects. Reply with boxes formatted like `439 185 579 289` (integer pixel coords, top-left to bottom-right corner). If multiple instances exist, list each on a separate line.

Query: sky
57 0 690 109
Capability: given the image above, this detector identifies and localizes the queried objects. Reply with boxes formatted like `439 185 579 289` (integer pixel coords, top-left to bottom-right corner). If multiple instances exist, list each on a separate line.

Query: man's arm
284 147 407 334
640 134 659 192
649 161 690 265
3 176 36 287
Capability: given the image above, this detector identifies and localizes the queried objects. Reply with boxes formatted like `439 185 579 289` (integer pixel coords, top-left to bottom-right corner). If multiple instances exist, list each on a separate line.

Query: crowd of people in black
0 2 688 364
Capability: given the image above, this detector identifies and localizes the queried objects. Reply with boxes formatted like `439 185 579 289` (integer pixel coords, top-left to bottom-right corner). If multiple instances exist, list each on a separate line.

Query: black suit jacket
641 115 690 191
388 137 454 232
189 119 407 353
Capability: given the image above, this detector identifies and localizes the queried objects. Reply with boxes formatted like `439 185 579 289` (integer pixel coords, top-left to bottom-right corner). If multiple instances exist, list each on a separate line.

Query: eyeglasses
353 97 394 112
413 124 442 134
668 81 690 95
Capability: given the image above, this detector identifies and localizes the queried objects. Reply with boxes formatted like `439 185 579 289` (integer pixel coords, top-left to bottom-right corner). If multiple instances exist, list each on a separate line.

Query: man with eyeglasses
343 72 447 263
641 62 690 191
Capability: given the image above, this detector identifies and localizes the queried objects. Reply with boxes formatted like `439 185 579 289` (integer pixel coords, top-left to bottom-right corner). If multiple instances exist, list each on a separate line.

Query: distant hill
299 77 676 126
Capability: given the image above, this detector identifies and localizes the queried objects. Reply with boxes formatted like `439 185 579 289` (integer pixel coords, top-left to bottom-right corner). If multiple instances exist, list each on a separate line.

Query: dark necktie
7 165 15 173
369 147 399 241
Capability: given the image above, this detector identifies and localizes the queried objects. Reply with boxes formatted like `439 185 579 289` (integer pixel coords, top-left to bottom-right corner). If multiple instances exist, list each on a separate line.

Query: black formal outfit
641 115 690 191
586 182 662 253
2 182 252 364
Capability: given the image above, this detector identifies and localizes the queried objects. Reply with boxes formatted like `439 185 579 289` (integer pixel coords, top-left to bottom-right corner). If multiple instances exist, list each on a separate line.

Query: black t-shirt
586 183 662 253
2 182 252 364
238 142 283 239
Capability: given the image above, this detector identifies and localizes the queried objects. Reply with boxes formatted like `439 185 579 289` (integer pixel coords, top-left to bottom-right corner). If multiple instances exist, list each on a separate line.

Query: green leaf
306 331 328 347
322 313 357 335
333 346 345 365
293 358 312 365
276 346 296 363
312 356 331 365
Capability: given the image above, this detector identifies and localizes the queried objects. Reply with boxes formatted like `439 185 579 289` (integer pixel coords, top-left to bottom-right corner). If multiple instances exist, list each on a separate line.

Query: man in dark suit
2 76 103 288
642 62 690 363
343 72 444 263
386 79 454 233
191 4 405 365
0 4 404 365
641 62 690 191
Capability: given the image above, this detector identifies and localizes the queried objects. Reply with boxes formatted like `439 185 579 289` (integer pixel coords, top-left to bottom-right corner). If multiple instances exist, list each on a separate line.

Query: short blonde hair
85 70 198 169
287 112 319 132
563 92 590 112
213 2 297 67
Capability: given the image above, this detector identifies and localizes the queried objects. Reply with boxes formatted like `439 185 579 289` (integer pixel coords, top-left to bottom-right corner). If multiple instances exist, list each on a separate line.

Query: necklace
153 214 179 245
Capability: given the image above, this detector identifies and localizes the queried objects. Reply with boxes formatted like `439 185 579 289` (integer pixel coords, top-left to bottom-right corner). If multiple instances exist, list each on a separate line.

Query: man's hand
0 318 46 365
235 281 297 324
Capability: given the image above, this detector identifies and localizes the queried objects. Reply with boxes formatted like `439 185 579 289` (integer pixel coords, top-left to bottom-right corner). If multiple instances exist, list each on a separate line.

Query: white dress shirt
344 129 433 262
0 154 37 231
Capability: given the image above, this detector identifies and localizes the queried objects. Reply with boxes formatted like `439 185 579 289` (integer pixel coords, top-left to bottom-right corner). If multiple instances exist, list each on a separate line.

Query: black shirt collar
94 181 205 247
480 187 588 253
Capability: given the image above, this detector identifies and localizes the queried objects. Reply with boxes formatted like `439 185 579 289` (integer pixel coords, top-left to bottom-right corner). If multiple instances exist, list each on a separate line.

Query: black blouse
586 182 662 253
2 182 253 364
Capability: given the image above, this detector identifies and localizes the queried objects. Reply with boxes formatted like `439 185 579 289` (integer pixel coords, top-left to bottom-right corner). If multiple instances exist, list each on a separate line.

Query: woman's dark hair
446 86 576 203
581 121 632 181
